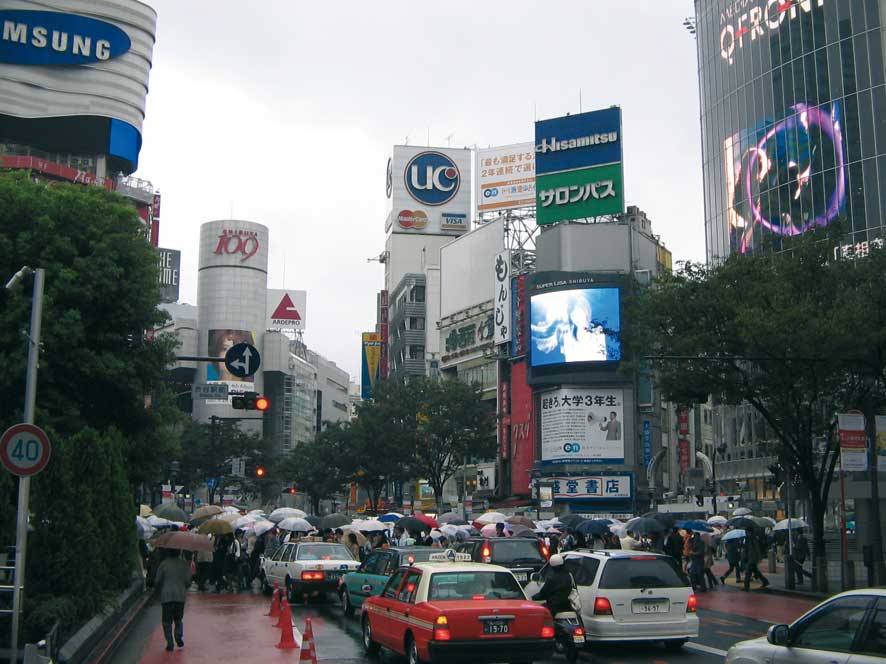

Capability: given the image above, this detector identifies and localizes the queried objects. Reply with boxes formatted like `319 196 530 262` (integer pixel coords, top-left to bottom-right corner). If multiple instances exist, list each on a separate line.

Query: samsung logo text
0 11 131 66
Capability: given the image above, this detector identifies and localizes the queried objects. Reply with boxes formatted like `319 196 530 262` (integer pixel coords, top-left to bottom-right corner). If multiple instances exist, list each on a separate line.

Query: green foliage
626 230 886 560
279 423 351 513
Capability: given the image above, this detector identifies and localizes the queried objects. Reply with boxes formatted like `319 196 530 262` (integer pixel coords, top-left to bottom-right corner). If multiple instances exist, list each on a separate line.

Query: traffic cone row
298 617 317 663
266 584 281 617
276 600 298 650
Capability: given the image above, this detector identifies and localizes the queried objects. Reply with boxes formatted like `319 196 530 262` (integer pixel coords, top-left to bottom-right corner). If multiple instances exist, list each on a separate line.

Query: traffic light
288 487 296 495
255 466 266 478
232 391 270 410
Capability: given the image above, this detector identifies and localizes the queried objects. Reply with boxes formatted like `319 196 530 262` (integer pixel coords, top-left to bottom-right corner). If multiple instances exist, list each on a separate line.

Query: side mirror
530 573 540 582
767 624 790 646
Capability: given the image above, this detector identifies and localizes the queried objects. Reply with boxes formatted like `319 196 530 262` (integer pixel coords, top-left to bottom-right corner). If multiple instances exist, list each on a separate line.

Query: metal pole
785 466 795 590
11 268 44 664
711 449 718 517
865 407 884 584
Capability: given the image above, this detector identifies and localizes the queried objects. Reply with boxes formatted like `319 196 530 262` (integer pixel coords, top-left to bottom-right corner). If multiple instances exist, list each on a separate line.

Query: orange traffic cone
298 616 317 662
266 585 281 617
276 601 298 650
275 596 291 628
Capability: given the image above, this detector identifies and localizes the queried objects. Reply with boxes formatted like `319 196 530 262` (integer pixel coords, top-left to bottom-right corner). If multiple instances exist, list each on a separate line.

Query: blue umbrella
575 519 611 536
722 529 746 542
379 513 403 523
676 520 714 532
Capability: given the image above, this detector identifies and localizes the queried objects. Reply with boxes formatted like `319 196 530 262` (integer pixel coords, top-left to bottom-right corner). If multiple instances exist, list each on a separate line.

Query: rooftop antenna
445 133 454 146
230 201 234 219
427 127 430 146
405 135 409 146
579 89 582 113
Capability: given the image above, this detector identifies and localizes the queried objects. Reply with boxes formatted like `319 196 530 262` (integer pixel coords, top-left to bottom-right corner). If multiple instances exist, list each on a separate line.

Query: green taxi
339 546 434 616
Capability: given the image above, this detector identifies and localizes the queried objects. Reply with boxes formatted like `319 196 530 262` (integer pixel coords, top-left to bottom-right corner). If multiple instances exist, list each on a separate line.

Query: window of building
408 345 425 360
411 286 425 303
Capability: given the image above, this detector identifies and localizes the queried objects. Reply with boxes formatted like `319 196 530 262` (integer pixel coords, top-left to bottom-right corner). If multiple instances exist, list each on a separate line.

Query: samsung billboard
535 107 625 224
0 1 157 174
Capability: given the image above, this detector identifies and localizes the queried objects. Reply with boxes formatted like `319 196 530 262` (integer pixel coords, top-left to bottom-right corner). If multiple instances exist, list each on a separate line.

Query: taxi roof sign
428 549 472 563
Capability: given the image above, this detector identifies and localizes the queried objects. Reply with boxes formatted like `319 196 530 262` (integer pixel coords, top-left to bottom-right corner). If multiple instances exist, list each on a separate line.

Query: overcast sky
135 0 702 381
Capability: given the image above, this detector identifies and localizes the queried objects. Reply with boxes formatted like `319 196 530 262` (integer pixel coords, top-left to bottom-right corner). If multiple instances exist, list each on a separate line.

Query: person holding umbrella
720 533 744 584
154 549 192 651
741 532 770 591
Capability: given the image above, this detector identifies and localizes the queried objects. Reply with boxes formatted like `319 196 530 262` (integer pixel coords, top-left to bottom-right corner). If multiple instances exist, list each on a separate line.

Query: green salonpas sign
536 163 624 224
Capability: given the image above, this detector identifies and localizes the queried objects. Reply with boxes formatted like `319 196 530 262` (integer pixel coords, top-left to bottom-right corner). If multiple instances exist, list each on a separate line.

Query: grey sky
135 0 702 381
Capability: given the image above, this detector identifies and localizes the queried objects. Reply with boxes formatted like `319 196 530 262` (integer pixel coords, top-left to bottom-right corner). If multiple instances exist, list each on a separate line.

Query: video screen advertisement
535 106 625 224
525 272 622 387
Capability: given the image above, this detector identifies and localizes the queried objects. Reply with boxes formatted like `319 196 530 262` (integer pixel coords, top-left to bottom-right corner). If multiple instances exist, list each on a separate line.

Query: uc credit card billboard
535 107 625 224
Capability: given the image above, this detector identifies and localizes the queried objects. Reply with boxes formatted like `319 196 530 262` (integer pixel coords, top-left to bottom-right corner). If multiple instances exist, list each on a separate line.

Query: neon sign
719 0 825 65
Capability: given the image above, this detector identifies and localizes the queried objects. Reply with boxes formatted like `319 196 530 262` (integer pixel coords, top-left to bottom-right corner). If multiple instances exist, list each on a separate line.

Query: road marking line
686 642 728 657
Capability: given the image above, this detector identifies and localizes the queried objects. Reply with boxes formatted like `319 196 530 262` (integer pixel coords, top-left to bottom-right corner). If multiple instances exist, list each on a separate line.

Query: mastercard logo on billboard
397 210 428 230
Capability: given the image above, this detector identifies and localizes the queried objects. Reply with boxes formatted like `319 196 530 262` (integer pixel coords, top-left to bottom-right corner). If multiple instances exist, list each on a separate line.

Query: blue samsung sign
0 10 131 66
535 106 622 175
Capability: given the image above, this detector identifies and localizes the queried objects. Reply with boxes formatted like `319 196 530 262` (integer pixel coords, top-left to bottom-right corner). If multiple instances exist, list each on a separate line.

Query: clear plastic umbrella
773 518 809 531
732 507 753 516
277 517 314 532
475 511 508 524
269 507 307 523
707 515 728 525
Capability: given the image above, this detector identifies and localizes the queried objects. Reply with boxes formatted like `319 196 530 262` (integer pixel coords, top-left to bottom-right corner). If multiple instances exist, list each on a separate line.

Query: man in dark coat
742 533 770 591
154 548 192 651
531 554 574 616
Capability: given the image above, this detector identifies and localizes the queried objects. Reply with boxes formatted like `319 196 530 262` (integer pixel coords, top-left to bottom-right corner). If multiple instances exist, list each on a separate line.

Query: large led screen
530 288 621 366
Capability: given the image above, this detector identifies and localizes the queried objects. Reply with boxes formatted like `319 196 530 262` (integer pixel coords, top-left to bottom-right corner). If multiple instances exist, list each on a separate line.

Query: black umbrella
643 512 676 528
625 517 666 536
304 515 321 527
396 516 430 534
575 520 611 536
558 514 587 528
319 513 350 529
726 517 759 530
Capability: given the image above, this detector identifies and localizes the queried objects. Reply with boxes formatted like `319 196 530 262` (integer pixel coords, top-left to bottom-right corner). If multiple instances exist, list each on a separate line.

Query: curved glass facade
695 0 886 260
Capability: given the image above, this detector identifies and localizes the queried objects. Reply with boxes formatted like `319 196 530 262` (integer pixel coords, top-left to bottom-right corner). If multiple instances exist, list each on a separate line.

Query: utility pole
865 404 884 584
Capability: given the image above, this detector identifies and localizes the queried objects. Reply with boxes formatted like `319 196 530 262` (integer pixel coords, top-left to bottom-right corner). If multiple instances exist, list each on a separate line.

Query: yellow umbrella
197 519 234 536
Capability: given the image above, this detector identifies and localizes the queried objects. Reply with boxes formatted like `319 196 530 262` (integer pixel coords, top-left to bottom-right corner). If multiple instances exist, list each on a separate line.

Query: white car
261 540 360 603
726 589 886 664
524 550 699 650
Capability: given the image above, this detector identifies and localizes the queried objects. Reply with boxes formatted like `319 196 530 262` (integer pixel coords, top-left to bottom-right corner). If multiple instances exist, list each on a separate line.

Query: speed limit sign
0 423 52 477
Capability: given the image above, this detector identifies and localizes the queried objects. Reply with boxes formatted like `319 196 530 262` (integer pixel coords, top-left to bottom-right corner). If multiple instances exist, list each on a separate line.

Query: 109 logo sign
404 151 460 206
214 229 259 262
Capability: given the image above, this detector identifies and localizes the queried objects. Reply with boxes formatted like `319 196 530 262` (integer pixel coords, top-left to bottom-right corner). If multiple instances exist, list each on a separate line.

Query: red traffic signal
255 396 270 411
232 392 270 411
255 466 266 478
288 487 296 495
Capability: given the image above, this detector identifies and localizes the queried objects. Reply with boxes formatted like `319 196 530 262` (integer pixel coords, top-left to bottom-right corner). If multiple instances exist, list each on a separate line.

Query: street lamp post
711 443 727 516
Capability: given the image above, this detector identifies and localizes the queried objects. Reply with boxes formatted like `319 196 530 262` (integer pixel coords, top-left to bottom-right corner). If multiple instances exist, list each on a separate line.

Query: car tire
406 634 421 664
286 577 300 605
341 589 355 617
664 638 688 651
261 577 272 596
362 615 380 656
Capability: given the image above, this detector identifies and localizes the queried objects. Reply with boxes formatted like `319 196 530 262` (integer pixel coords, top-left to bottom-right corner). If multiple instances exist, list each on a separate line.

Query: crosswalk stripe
686 642 728 657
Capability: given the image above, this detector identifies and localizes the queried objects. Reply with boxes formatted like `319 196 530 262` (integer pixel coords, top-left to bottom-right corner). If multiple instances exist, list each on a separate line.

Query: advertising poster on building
361 332 382 400
876 416 886 471
535 106 624 224
530 287 621 365
540 387 624 464
267 289 307 331
550 474 632 500
493 250 512 345
157 248 180 303
476 143 536 212
207 329 256 383
838 412 868 471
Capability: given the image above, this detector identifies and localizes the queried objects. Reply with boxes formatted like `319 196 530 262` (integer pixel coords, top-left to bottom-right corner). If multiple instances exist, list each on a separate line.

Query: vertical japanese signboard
493 250 512 345
677 406 691 473
838 412 868 471
361 332 382 400
642 419 652 468
876 416 886 471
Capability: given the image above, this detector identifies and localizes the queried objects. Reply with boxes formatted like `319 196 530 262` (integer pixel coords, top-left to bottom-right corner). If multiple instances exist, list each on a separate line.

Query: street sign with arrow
224 342 260 378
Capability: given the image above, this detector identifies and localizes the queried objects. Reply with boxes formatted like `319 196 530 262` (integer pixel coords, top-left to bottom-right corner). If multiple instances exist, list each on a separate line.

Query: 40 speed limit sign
0 423 52 477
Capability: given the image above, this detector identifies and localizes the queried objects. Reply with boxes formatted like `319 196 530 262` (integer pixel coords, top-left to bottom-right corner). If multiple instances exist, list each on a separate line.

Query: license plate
631 599 668 614
513 573 527 583
326 572 340 581
573 634 586 644
483 620 510 634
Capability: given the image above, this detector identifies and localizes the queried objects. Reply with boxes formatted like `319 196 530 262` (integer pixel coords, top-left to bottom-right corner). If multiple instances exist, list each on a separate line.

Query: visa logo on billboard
405 151 461 206
0 10 131 66
535 107 622 176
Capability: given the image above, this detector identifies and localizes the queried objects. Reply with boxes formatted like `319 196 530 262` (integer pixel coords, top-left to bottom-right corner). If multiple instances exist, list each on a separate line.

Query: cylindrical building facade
695 0 886 260
194 220 269 429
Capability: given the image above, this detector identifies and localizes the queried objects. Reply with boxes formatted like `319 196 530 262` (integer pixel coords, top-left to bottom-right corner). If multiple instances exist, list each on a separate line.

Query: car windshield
428 571 525 601
598 557 689 589
490 540 543 563
399 550 435 566
296 544 353 561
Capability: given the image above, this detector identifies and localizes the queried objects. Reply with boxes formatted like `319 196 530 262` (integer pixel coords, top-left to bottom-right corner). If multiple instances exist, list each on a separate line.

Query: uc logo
405 151 460 206
563 443 582 454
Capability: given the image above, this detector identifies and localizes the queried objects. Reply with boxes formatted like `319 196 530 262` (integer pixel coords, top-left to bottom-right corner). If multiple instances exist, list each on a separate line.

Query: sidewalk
711 560 835 602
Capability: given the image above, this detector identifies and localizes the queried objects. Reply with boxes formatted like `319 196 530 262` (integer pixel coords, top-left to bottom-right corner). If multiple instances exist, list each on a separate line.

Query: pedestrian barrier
276 601 299 650
298 616 317 663
267 585 281 618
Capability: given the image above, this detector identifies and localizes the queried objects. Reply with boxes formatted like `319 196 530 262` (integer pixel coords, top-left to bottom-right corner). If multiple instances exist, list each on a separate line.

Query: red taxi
361 550 555 664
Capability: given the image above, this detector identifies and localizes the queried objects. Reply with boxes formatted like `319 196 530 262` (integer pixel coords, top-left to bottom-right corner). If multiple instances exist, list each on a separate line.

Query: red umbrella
414 513 439 529
154 530 213 552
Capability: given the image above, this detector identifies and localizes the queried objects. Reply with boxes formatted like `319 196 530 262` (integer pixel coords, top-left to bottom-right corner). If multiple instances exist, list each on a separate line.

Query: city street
113 578 818 664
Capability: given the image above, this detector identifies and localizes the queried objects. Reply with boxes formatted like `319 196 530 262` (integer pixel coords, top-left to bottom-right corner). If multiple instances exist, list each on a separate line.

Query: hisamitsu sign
0 10 131 65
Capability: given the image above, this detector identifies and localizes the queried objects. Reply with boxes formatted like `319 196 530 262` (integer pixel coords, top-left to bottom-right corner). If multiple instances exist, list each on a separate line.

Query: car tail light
301 571 325 581
481 544 492 563
630 556 656 560
541 625 555 638
574 627 585 637
593 597 612 615
541 544 550 558
687 594 697 613
434 615 451 641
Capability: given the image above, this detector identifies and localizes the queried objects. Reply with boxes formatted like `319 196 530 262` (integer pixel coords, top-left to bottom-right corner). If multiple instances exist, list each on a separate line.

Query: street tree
280 423 351 514
625 230 886 590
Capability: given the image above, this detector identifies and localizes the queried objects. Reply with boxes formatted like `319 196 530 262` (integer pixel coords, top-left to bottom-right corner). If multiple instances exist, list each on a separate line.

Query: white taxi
261 540 359 603
524 550 698 650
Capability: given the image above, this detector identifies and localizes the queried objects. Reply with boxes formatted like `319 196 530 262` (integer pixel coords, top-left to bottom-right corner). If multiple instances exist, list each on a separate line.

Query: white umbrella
707 515 728 525
277 517 314 532
136 516 154 539
358 519 388 533
215 512 242 524
269 507 307 523
774 518 809 531
732 507 752 516
147 515 174 527
722 529 747 542
475 511 508 524
222 506 241 514
252 519 275 537
233 514 260 529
